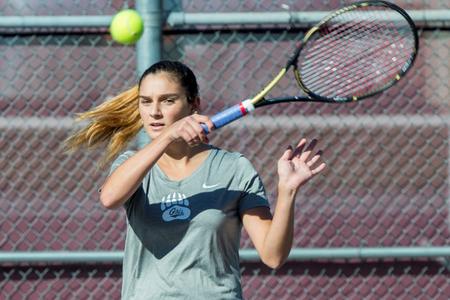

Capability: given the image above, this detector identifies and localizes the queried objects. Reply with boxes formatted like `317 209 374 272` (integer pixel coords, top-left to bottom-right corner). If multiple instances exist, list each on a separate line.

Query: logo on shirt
160 192 191 222
202 182 219 189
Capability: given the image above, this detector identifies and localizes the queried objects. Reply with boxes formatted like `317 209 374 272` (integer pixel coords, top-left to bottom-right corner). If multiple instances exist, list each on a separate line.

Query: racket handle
201 100 255 134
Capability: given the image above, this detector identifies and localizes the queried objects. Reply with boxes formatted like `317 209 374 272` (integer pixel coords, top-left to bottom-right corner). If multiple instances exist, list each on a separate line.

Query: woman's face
138 72 197 139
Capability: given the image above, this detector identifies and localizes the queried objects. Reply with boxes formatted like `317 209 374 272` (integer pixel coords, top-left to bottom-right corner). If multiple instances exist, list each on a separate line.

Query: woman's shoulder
114 150 136 162
210 146 243 159
110 150 137 172
209 146 253 167
209 147 260 186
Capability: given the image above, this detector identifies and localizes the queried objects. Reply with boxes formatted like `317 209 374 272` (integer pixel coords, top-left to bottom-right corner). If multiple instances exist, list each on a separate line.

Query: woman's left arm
242 138 326 269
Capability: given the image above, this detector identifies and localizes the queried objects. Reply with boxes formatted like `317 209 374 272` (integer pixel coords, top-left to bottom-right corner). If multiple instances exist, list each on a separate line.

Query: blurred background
1 0 450 299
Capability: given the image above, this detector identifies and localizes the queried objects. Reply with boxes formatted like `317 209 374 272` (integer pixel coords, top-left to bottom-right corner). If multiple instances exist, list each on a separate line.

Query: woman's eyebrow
160 93 180 98
139 93 179 100
139 95 152 100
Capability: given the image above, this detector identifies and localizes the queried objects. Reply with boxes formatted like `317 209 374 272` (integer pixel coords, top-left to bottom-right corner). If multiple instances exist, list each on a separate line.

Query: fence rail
3 247 450 264
1 10 450 29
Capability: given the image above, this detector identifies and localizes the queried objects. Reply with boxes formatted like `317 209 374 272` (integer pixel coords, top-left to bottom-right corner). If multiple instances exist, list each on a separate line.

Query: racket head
290 0 419 103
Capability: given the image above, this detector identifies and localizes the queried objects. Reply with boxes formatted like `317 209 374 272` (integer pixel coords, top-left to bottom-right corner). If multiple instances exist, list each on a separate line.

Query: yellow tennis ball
110 9 144 45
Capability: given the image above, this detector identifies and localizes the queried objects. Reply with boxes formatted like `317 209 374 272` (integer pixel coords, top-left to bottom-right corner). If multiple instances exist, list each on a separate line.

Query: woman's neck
157 142 211 181
159 142 208 166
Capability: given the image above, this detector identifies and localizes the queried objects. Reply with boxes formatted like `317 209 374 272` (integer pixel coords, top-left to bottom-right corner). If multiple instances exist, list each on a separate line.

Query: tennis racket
201 0 418 133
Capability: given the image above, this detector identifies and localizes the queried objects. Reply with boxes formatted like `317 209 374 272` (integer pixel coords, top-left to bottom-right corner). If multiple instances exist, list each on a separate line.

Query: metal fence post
135 0 162 148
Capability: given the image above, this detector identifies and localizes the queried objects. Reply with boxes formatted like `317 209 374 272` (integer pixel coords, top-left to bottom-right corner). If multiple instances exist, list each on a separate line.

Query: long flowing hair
63 60 199 168
63 85 141 167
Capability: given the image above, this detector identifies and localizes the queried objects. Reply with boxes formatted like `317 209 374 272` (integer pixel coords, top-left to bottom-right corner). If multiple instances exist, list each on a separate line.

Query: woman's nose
150 103 162 117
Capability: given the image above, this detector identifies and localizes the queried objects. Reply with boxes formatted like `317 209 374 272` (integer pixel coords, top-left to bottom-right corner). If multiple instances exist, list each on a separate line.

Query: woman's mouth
150 122 165 130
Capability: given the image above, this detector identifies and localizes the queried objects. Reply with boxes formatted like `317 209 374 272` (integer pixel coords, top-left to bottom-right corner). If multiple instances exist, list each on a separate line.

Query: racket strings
346 10 413 95
309 35 412 97
300 20 376 75
327 34 413 97
303 16 411 92
304 28 413 96
302 38 398 95
298 7 415 99
300 19 387 82
322 52 409 98
300 21 395 90
301 11 397 66
307 18 383 59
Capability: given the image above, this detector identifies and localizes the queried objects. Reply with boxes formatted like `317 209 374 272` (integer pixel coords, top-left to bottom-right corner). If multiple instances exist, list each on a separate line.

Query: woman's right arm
99 113 212 209
99 132 173 209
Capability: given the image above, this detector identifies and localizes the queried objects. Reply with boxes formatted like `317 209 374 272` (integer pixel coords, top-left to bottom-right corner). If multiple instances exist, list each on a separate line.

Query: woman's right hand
165 113 214 146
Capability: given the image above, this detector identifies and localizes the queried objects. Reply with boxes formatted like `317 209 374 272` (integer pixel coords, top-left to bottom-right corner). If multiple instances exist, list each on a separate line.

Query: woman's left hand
277 138 326 192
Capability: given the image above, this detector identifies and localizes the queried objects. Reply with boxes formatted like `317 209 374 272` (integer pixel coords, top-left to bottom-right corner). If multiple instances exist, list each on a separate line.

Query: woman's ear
191 97 201 113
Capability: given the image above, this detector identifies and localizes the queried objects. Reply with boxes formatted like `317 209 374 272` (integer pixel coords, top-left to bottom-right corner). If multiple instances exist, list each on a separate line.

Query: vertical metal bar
135 0 162 148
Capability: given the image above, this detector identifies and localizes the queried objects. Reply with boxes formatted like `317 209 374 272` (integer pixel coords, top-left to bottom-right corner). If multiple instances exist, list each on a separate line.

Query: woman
65 60 325 299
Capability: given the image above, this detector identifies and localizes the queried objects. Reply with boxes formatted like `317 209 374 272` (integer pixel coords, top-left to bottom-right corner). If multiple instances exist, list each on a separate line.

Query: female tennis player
65 60 325 299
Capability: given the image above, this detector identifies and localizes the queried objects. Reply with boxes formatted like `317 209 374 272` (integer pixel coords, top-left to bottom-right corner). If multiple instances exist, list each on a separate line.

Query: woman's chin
145 128 163 140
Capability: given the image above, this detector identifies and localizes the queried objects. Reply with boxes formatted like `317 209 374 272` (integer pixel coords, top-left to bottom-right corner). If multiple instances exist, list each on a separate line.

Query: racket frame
255 0 419 107
202 0 419 132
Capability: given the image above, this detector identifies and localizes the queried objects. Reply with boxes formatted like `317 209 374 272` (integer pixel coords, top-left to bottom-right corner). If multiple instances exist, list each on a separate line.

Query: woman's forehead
139 72 183 95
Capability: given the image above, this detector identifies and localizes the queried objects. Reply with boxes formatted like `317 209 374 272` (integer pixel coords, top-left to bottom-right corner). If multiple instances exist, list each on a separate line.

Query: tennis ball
110 9 144 45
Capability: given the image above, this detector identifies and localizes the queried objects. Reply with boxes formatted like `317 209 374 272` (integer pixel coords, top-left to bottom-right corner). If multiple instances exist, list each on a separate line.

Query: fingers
176 114 213 146
307 149 326 175
191 113 214 134
182 119 207 145
292 138 326 173
291 138 317 161
280 145 293 160
312 162 327 175
291 138 307 157
299 138 318 161
306 150 323 167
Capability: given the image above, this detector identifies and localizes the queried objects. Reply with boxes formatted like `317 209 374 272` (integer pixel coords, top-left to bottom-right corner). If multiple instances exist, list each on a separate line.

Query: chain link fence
1 0 450 299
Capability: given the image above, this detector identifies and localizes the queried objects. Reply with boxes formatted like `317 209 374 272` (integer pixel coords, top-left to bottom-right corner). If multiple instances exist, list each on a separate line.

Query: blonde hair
65 60 200 168
63 85 141 167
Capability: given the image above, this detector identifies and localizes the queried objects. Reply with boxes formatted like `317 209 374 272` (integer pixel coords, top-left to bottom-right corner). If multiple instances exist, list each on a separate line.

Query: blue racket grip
201 100 255 134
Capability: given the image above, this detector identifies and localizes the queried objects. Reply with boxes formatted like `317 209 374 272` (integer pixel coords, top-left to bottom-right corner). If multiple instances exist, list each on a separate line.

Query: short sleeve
236 156 270 214
103 150 138 208
97 150 136 193
109 150 136 175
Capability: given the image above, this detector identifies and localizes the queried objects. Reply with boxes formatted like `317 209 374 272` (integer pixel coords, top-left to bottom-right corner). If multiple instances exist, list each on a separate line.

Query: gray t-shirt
110 147 269 300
